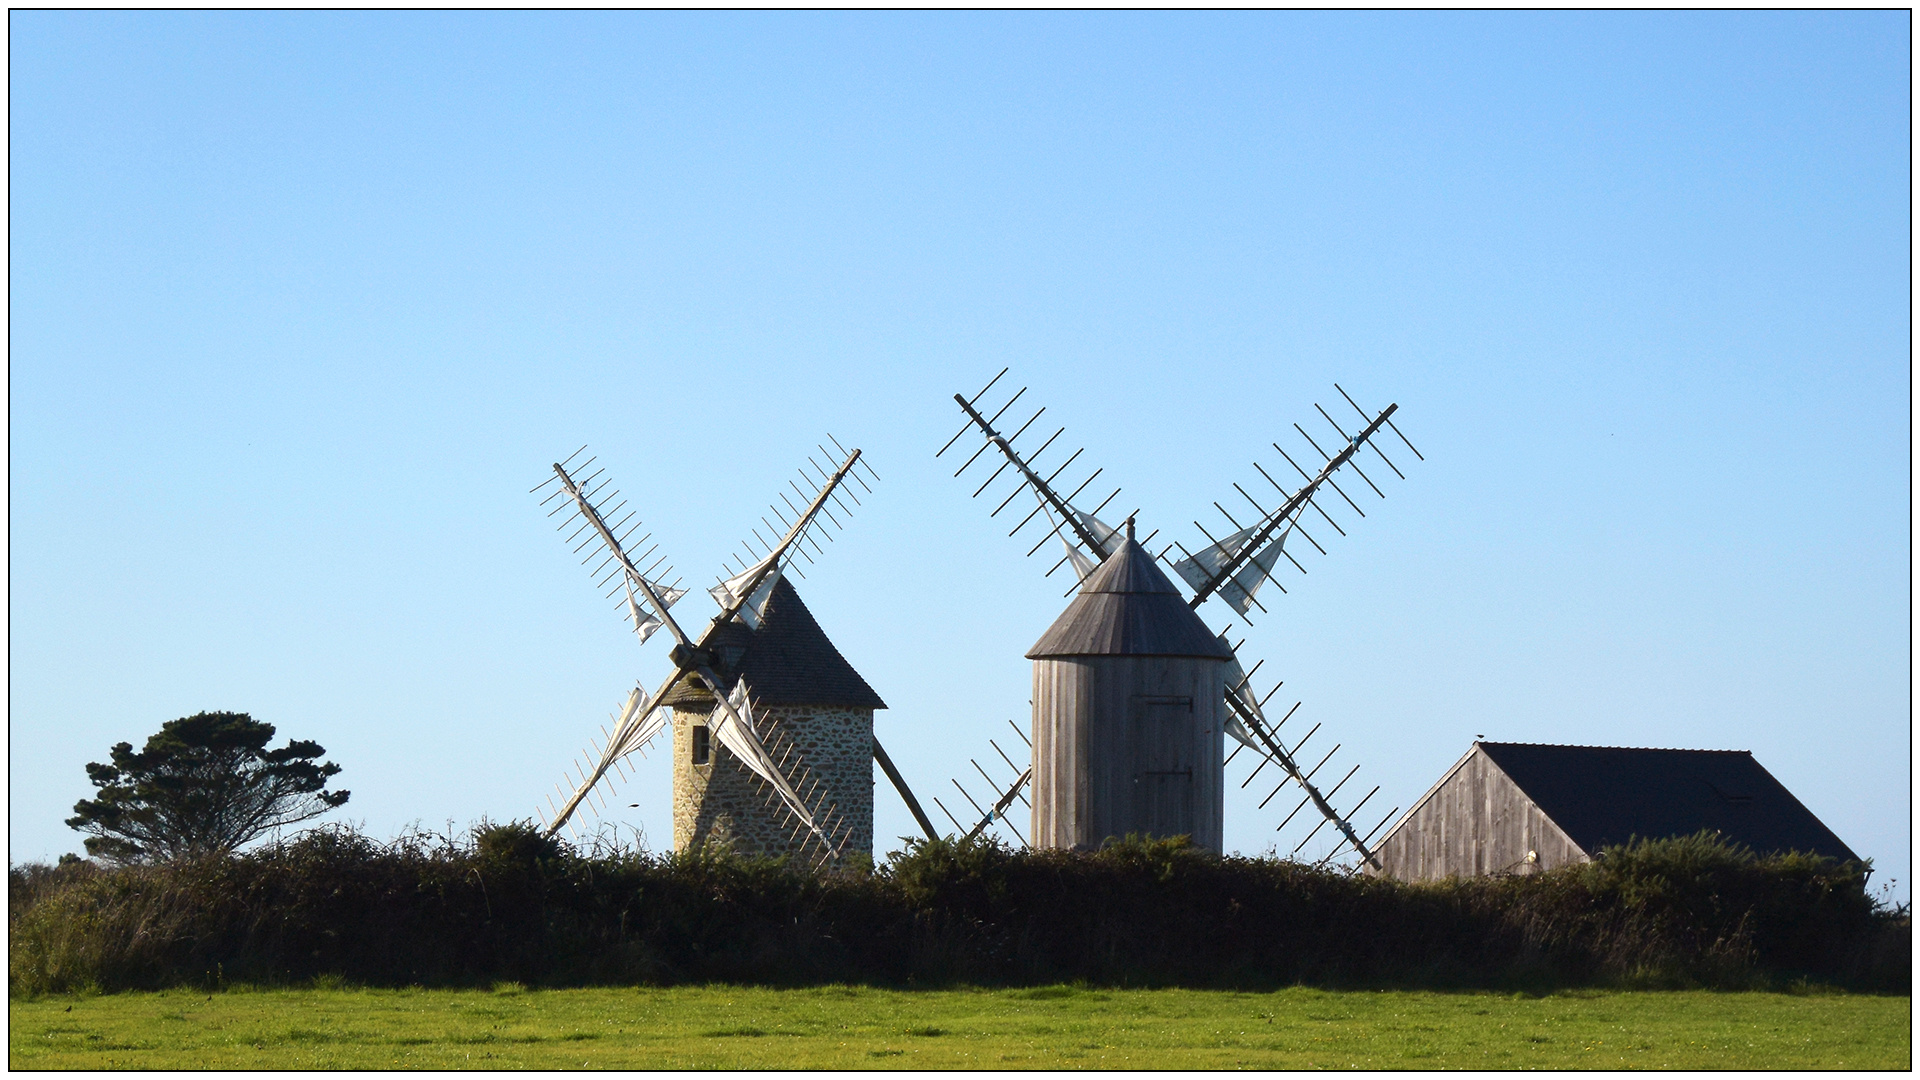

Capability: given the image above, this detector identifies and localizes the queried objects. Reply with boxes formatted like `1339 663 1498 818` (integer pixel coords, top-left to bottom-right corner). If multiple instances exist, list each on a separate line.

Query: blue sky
11 12 1909 894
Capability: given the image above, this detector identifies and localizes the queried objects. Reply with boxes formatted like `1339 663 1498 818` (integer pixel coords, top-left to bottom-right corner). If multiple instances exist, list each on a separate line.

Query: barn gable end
1372 745 1585 880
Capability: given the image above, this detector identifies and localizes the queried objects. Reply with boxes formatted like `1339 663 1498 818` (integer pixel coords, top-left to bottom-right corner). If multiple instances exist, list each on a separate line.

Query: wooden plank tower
1027 519 1235 852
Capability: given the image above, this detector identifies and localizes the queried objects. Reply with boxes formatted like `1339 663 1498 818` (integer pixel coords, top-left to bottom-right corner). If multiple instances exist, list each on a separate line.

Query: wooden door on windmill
1130 694 1195 838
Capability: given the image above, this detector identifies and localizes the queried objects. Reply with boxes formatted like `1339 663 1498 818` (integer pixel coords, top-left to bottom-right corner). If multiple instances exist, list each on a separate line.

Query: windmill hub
668 644 715 673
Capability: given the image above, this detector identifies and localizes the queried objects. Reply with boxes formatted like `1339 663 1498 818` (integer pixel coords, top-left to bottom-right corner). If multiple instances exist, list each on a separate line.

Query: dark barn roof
1027 536 1234 661
661 577 886 711
1478 742 1858 862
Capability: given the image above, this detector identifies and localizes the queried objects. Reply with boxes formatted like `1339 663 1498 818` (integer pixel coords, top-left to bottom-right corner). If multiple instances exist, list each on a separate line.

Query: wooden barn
1371 742 1859 881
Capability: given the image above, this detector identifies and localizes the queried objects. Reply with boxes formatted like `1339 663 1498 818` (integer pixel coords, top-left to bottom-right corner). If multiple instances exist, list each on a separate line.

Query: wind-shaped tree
67 711 350 861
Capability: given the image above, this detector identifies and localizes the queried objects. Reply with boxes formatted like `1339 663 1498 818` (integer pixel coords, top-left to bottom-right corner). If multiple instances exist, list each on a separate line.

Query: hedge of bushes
9 826 1907 995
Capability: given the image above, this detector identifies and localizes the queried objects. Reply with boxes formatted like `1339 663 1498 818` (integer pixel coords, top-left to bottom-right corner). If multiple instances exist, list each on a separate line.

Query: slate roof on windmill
661 577 887 710
1027 530 1235 660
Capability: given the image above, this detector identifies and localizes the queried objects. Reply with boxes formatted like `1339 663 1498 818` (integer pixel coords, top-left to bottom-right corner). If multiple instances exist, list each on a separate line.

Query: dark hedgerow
9 826 1906 996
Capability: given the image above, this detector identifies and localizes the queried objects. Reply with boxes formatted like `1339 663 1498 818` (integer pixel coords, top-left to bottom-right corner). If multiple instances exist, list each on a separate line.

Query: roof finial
1125 515 1136 543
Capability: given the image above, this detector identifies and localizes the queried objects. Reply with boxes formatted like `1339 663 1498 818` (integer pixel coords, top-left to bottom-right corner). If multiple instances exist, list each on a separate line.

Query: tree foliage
66 711 349 862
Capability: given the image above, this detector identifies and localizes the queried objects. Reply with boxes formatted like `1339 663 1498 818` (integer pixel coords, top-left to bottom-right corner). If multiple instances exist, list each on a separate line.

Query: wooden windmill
937 370 1422 868
530 439 933 865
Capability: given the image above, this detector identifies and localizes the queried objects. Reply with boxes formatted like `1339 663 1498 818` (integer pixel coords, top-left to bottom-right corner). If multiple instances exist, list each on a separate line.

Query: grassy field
9 984 1909 1070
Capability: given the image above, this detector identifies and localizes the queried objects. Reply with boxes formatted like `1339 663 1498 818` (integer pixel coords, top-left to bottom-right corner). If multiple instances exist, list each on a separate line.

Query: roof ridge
1478 741 1752 754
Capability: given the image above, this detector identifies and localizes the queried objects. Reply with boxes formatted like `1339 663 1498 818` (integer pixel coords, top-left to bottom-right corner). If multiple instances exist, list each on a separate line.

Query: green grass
9 984 1909 1070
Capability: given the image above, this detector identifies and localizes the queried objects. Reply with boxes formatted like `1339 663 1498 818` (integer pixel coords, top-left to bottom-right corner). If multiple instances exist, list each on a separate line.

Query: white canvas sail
1216 527 1288 616
708 557 782 630
624 579 687 645
1074 511 1122 557
1176 521 1290 615
1225 711 1260 751
547 682 674 833
1035 496 1107 582
1061 533 1098 582
610 683 673 758
705 680 832 846
1173 524 1258 595
1219 632 1265 750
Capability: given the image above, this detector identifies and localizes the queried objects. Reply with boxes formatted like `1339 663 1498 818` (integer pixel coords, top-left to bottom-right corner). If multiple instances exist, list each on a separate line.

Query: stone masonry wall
671 703 875 866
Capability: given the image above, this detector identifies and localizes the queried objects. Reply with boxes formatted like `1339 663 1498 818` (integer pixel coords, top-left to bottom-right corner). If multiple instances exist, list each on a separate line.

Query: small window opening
692 724 710 766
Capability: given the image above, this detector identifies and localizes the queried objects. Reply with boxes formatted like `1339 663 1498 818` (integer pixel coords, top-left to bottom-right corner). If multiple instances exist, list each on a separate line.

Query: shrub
8 829 1904 996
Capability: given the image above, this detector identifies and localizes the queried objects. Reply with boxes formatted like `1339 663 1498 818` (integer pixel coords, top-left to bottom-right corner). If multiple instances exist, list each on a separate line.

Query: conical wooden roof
1026 535 1234 660
661 577 887 710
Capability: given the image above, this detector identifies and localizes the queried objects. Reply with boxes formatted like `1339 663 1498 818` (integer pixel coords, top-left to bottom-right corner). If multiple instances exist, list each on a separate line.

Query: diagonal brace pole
874 737 940 842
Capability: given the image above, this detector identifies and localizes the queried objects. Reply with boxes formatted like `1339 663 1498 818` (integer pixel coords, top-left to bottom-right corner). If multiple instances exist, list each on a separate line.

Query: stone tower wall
671 703 875 865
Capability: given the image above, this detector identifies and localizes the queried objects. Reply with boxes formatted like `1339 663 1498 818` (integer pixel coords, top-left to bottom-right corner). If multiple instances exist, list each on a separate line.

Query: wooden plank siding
1031 656 1225 853
1372 746 1586 880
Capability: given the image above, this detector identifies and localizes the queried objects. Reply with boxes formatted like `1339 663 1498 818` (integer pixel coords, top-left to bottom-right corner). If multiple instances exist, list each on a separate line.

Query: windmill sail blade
544 680 675 835
708 557 782 630
1182 392 1413 613
708 444 869 632
1029 495 1110 586
1219 633 1267 746
1225 710 1259 751
626 581 687 644
964 767 1032 843
538 451 706 839
941 372 1129 577
705 679 833 847
1218 637 1382 871
1073 511 1121 557
1061 534 1098 582
612 686 674 758
1173 524 1259 594
1175 521 1296 616
938 719 1035 846
1216 530 1289 616
543 452 694 648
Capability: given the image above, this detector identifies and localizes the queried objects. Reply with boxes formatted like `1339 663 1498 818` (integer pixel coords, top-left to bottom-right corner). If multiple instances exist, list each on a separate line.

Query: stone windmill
530 440 931 866
658 575 887 859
